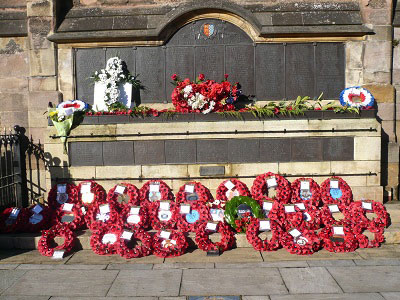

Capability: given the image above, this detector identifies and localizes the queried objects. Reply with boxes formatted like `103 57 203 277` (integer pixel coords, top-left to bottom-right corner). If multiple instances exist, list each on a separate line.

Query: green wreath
224 196 263 231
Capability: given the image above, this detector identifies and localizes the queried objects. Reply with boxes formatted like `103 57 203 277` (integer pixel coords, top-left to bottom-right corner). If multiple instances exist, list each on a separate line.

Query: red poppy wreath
148 200 179 230
353 223 385 248
281 202 321 231
281 228 321 255
251 172 292 205
319 224 358 253
0 207 29 233
90 223 123 255
246 217 282 251
195 221 235 253
350 200 390 229
175 181 214 205
23 204 53 233
175 201 211 232
291 178 321 207
139 180 175 206
77 180 107 209
107 183 140 210
117 227 153 259
213 179 251 209
320 176 353 206
38 224 76 257
85 201 120 231
152 229 188 258
120 205 149 230
53 202 85 231
47 182 79 210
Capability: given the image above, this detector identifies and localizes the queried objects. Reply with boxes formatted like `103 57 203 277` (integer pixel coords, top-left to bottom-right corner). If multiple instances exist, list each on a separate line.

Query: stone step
385 202 400 222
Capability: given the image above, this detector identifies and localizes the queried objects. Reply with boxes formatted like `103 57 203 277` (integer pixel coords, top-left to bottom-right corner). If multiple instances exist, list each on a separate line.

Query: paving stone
0 250 67 264
215 261 308 268
180 268 287 296
2 270 118 296
270 293 385 300
51 298 156 300
356 245 400 260
0 297 50 300
328 266 400 292
380 292 400 300
164 248 263 263
16 264 107 270
0 264 18 269
0 270 26 294
66 250 164 264
106 264 153 270
159 297 186 300
280 267 342 294
354 259 400 266
242 297 271 300
153 262 214 269
262 249 362 261
107 269 182 296
306 260 356 267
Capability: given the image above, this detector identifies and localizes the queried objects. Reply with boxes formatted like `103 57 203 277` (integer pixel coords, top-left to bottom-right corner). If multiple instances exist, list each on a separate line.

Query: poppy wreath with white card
47 182 79 210
353 222 385 248
281 228 321 255
23 204 53 233
90 223 123 255
85 201 120 231
77 181 107 210
121 205 149 230
175 181 214 205
320 177 353 206
117 227 153 259
282 203 321 231
139 180 175 206
148 201 178 230
195 221 235 253
214 179 251 209
152 229 188 258
246 217 282 251
290 178 321 207
0 207 29 233
319 224 358 252
107 183 140 210
349 200 390 229
251 172 292 205
175 201 211 232
320 203 353 227
262 200 286 227
38 224 76 257
53 202 85 231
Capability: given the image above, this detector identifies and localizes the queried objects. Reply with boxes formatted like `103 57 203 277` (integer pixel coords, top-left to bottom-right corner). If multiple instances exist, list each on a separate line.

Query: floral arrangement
282 203 321 231
152 229 188 257
320 203 353 227
85 201 120 231
106 183 140 210
280 228 321 255
290 178 321 207
340 86 374 108
139 180 175 206
213 179 251 209
350 200 389 229
23 204 53 233
246 217 282 251
320 177 353 206
121 205 149 230
174 181 214 205
175 201 211 232
90 223 123 255
92 57 141 108
38 224 76 257
251 172 292 205
117 227 153 259
224 196 263 232
77 181 107 213
319 224 358 252
0 207 29 233
52 202 85 231
353 224 385 248
171 74 240 114
148 201 178 230
195 221 235 253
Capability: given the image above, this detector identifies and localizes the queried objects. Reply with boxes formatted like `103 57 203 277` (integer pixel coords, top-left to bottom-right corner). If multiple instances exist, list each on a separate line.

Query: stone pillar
27 0 61 143
359 0 398 200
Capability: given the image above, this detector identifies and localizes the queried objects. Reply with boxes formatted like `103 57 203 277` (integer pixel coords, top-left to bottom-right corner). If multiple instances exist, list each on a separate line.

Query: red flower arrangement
23 204 53 233
280 228 321 255
77 180 107 208
152 229 188 258
319 224 358 252
0 207 29 233
38 224 76 257
85 201 120 231
171 74 239 114
214 179 251 209
234 212 253 233
139 180 174 207
53 202 85 231
349 200 390 229
251 173 292 205
195 221 235 253
148 201 178 230
263 201 286 227
282 203 321 231
107 183 140 210
320 203 353 227
174 181 214 205
353 223 385 248
246 218 282 251
117 227 153 259
291 178 321 207
320 177 353 206
47 182 79 210
90 223 123 255
175 201 211 232
120 205 149 230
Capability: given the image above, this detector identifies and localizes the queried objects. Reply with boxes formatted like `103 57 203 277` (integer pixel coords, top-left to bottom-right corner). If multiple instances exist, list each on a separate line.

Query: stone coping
48 110 377 126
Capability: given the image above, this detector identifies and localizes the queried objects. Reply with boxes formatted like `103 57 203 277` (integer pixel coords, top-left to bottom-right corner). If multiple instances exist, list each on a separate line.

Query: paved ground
1 245 400 299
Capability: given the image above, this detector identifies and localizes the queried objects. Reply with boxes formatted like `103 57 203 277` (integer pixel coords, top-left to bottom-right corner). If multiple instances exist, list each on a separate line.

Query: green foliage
217 111 244 120
224 196 263 230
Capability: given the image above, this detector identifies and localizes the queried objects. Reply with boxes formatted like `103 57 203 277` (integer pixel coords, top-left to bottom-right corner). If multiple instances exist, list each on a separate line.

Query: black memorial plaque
103 141 134 166
195 45 224 81
165 140 196 164
69 142 103 166
291 138 323 162
197 139 228 163
323 137 354 161
75 48 105 105
260 139 291 162
285 43 315 99
228 139 259 163
134 140 165 164
256 44 285 100
136 47 165 103
315 43 345 99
